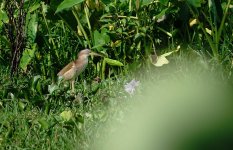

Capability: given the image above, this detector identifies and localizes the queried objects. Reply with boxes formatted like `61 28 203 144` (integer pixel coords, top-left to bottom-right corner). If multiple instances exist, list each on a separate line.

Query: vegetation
0 0 233 149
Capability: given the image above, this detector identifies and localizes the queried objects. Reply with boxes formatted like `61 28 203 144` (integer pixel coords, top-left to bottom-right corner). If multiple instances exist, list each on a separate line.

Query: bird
57 49 102 93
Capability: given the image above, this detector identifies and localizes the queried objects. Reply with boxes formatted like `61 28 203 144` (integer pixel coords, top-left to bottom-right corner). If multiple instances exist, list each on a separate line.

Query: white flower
124 79 140 95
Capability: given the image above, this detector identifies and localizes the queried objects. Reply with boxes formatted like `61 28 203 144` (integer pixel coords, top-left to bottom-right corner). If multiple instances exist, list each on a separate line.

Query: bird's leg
71 79 75 93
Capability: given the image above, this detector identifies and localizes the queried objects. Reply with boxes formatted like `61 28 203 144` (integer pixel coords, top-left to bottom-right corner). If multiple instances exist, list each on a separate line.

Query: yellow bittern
57 49 101 92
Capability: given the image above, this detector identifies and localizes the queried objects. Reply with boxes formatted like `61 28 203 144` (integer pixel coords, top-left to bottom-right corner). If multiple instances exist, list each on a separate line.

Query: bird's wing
57 61 75 76
74 59 88 75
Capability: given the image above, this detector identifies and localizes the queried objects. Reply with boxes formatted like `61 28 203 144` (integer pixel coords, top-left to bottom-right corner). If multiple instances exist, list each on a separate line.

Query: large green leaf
26 13 38 44
93 28 110 49
104 58 124 66
20 44 37 71
187 0 202 7
55 0 85 13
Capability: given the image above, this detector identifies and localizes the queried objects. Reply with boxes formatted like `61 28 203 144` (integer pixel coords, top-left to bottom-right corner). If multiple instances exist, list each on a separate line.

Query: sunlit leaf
55 0 85 13
153 55 169 67
104 58 124 66
189 18 198 27
205 28 212 35
20 44 37 71
60 110 73 122
151 46 180 67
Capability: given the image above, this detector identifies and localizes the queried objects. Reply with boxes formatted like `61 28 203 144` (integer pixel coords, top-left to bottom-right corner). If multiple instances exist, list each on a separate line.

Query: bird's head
78 49 91 58
78 49 103 59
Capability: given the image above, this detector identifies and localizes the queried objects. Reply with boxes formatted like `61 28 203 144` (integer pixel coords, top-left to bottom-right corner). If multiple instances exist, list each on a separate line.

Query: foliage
0 0 233 149
188 0 233 61
1 0 232 77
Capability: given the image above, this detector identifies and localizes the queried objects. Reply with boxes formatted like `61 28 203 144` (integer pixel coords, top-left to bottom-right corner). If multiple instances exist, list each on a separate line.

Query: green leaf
36 81 43 96
55 0 85 13
141 0 154 6
32 75 41 87
60 110 73 122
151 45 180 67
0 9 8 27
29 2 40 13
104 58 124 66
20 44 37 71
26 13 38 44
18 101 26 111
31 75 41 92
187 0 202 7
38 118 49 130
93 28 110 49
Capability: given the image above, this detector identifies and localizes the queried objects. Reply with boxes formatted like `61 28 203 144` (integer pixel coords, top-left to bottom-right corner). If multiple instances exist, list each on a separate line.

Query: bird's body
57 49 100 92
57 50 89 80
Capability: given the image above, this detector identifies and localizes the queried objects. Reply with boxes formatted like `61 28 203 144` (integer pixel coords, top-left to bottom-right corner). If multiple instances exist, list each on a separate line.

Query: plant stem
216 0 231 47
84 5 93 42
41 3 56 49
72 9 91 48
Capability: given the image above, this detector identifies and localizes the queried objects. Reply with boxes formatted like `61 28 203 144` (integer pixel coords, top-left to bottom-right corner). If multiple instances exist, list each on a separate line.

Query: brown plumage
58 49 101 92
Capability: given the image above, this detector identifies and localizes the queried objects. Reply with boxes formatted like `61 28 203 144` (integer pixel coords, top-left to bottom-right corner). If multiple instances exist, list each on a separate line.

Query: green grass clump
1 51 233 149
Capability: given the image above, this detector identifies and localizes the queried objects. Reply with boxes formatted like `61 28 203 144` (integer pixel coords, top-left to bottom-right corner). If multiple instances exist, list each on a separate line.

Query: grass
1 49 233 149
0 66 129 149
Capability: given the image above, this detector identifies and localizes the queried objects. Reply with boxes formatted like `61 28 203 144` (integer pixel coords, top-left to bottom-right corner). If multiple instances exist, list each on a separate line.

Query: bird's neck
76 55 88 64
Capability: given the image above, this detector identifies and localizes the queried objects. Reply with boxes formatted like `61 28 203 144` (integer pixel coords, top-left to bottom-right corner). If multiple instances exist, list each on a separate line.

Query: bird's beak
90 51 104 57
